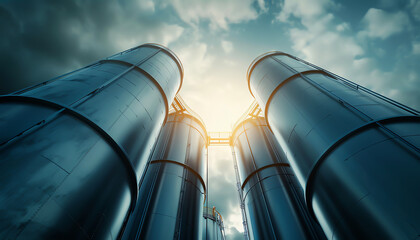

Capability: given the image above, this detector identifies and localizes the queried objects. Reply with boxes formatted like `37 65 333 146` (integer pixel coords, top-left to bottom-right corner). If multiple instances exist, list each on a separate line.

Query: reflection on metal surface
232 117 326 240
247 51 420 239
203 206 226 240
122 112 208 240
0 44 182 239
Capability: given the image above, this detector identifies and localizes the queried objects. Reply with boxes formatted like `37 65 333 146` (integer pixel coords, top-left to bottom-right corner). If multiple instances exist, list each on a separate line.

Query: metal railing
208 132 231 146
231 100 263 132
203 206 226 240
169 94 207 129
203 206 224 226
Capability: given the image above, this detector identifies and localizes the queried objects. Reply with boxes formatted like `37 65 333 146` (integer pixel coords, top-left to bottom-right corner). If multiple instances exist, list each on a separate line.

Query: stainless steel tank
247 51 420 239
122 112 207 239
0 43 182 239
232 116 326 240
203 206 225 240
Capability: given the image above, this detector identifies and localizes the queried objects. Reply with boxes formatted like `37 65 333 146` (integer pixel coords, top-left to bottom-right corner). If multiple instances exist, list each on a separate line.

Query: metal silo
232 116 326 240
247 52 420 239
122 111 208 240
0 44 182 239
203 206 226 240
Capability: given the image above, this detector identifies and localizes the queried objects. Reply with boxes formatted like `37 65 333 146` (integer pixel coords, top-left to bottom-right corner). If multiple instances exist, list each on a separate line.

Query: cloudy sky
1 0 419 239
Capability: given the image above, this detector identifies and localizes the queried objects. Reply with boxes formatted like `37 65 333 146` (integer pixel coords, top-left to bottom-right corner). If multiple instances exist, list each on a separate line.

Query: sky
1 0 420 239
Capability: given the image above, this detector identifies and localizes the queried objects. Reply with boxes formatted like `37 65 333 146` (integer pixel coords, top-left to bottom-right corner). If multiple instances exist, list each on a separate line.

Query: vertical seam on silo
262 119 322 239
243 123 277 240
135 120 173 239
174 116 192 239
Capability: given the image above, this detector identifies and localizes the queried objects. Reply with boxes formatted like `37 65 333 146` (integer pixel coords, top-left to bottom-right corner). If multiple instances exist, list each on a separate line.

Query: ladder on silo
231 147 250 240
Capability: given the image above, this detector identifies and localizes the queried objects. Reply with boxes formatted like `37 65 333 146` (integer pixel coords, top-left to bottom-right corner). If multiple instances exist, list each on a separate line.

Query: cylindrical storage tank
247 52 420 239
122 112 207 240
232 117 326 240
203 206 225 240
0 44 183 239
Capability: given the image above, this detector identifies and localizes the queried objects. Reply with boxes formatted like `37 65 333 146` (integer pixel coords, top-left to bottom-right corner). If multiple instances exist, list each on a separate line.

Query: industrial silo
247 52 420 239
203 206 226 240
232 116 326 240
122 112 208 239
0 44 182 239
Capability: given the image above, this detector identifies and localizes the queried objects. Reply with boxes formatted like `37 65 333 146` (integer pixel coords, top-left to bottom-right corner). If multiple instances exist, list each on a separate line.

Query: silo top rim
168 112 208 139
231 116 265 140
139 43 184 93
246 51 290 97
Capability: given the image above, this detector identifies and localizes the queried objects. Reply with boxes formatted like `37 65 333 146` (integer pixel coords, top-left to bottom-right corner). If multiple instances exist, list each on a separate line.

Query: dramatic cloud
0 0 183 94
164 0 259 29
277 1 366 80
1 1 419 238
359 8 410 39
275 0 420 110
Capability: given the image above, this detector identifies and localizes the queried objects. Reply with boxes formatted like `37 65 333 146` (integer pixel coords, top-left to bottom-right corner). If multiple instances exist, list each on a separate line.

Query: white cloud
176 42 214 83
137 0 155 12
221 40 233 53
413 42 420 54
164 0 259 29
359 8 410 39
290 28 364 79
110 23 184 51
158 24 184 46
276 1 365 80
225 226 245 240
276 0 336 23
409 0 420 21
276 0 394 93
257 0 267 12
336 22 350 32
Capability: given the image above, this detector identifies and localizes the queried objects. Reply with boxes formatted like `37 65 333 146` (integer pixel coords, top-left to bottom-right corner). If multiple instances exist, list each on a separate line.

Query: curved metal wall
0 44 182 239
122 113 207 240
203 207 225 240
247 52 420 239
232 117 326 240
